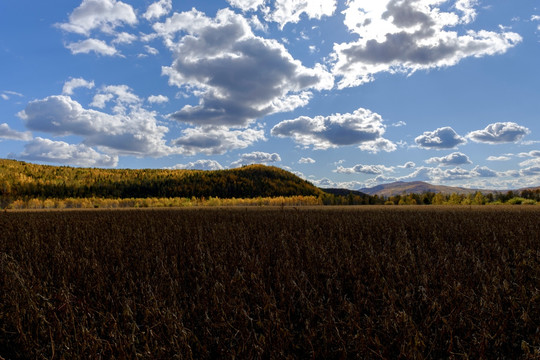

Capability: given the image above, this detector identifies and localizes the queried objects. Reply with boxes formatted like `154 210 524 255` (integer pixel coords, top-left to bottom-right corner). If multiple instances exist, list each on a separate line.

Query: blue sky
1 0 540 190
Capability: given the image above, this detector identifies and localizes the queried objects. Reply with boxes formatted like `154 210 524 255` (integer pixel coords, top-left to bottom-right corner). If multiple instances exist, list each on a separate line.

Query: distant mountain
360 181 494 197
0 159 324 199
518 186 540 192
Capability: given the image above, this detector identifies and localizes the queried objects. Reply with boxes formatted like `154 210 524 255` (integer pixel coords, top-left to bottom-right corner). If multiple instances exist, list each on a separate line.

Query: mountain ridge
360 181 498 197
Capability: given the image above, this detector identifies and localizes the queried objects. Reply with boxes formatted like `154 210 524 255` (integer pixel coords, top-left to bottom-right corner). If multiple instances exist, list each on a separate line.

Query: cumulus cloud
311 177 337 188
57 0 137 36
401 166 471 182
518 150 540 158
225 0 337 28
148 95 169 104
520 166 540 177
335 164 395 175
271 108 394 151
143 0 172 21
358 138 397 153
91 85 141 111
230 151 281 167
12 137 118 167
144 45 159 55
516 151 540 167
172 126 265 155
266 0 337 29
398 161 416 169
425 152 472 166
167 159 224 171
227 0 265 12
0 123 32 141
112 32 137 44
18 95 171 157
156 8 333 127
333 0 522 88
66 38 120 56
455 0 479 23
467 122 530 144
519 154 540 168
63 78 95 95
471 165 497 178
298 157 315 164
415 127 466 150
398 164 498 183
391 121 406 127
487 155 511 161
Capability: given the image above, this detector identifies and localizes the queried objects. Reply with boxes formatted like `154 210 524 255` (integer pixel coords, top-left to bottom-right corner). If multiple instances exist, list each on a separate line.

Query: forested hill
0 159 324 200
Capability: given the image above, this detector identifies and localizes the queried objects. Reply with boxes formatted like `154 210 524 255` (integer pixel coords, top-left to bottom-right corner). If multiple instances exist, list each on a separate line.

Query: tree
472 191 485 205
432 193 445 205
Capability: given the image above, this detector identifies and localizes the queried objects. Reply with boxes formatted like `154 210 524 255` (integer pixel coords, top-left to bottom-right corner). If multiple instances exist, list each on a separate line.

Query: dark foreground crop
1 207 539 359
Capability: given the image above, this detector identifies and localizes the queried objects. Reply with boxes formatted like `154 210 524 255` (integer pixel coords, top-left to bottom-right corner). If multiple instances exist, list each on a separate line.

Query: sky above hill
1 0 540 190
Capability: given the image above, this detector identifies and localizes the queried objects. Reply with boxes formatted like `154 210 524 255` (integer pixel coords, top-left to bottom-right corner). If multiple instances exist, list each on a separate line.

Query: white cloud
271 108 394 151
267 0 337 29
391 121 406 127
335 164 394 175
18 95 171 157
425 152 472 166
148 95 169 104
471 165 498 178
520 166 540 177
63 77 95 95
227 0 265 12
172 126 265 155
157 8 333 127
226 0 337 28
333 0 522 88
12 137 118 167
167 159 224 171
144 45 159 55
1 91 24 100
143 0 172 21
57 0 137 36
230 151 281 167
112 31 137 44
531 15 540 22
91 85 141 112
415 127 466 150
519 154 540 168
299 157 315 164
455 0 479 23
487 155 511 161
249 15 268 32
90 93 115 108
0 123 32 141
66 38 120 56
467 122 530 144
398 161 416 169
397 164 499 183
358 138 397 153
518 150 540 158
311 177 337 188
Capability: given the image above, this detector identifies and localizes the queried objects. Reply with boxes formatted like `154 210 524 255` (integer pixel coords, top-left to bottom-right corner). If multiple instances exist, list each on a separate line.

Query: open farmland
1 207 539 359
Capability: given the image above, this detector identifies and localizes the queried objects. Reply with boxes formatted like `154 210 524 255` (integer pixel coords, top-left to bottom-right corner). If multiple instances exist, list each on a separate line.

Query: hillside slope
0 159 324 199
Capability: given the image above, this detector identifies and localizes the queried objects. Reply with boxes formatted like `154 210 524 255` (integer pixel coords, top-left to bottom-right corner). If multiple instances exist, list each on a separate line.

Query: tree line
1 159 538 209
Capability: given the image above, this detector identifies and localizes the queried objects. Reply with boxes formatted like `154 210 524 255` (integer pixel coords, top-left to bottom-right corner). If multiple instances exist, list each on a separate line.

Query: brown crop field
0 206 539 359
